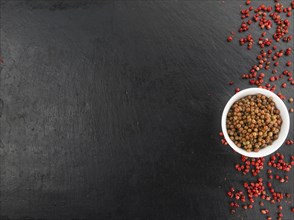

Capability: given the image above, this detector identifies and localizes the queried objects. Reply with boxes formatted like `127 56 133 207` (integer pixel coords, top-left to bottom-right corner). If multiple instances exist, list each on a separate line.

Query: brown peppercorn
226 94 282 151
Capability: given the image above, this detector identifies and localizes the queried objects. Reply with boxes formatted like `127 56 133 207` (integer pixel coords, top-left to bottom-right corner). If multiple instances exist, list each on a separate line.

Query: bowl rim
221 88 290 158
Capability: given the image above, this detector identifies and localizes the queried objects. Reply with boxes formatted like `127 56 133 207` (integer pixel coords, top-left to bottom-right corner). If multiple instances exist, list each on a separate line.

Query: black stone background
0 0 293 219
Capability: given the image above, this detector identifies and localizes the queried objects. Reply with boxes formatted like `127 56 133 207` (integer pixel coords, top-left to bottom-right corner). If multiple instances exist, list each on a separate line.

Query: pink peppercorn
227 36 233 42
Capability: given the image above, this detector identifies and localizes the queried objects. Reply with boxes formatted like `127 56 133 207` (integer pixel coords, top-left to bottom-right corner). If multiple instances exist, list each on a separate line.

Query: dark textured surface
0 1 293 220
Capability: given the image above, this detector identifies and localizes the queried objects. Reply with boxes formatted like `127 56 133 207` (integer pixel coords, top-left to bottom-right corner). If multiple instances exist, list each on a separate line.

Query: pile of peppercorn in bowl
222 88 290 158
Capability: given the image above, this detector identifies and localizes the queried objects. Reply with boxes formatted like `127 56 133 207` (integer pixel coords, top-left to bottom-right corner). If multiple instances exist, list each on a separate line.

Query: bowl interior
221 88 290 158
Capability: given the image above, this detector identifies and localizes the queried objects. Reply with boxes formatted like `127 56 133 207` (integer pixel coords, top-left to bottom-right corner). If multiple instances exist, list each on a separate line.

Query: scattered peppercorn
261 209 267 215
286 139 294 145
227 36 233 42
224 0 294 218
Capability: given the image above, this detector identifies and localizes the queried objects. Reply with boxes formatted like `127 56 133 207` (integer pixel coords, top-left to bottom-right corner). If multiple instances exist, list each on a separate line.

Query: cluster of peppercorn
235 156 265 176
226 94 282 152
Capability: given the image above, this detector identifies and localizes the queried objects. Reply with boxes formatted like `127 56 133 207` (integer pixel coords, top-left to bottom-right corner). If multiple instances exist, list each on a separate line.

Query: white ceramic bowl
221 88 290 158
